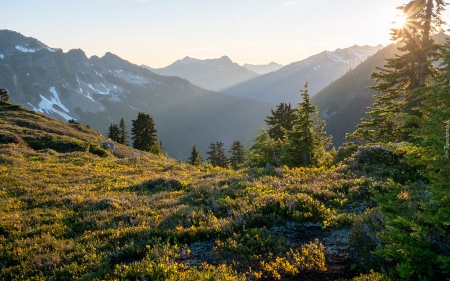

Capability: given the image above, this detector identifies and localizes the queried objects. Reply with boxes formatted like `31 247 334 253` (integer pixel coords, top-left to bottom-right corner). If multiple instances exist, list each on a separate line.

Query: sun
392 13 407 29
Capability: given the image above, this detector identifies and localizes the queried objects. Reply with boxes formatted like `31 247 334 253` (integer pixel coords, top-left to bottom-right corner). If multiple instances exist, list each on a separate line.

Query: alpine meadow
1 0 450 280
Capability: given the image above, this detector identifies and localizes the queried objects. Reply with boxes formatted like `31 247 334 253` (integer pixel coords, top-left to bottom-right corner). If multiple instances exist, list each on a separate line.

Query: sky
4 0 450 68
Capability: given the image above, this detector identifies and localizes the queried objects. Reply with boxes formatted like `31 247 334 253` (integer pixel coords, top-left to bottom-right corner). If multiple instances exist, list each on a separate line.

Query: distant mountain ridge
242 62 283 75
0 30 274 160
222 45 383 105
144 56 259 92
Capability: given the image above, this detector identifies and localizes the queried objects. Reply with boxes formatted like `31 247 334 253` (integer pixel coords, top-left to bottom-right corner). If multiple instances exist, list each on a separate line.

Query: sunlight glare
392 13 407 29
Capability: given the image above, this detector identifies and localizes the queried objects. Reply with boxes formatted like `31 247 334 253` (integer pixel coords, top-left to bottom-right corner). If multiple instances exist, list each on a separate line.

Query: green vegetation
2 1 450 280
131 112 162 154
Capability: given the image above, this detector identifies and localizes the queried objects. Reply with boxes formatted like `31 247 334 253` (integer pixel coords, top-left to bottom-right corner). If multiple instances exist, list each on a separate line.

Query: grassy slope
0 101 379 280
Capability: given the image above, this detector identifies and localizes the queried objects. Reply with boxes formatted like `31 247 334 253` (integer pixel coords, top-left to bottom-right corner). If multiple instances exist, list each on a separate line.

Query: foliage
351 0 447 143
228 141 246 169
248 82 332 168
118 117 128 145
108 122 120 142
206 141 228 168
264 102 296 141
247 129 284 167
131 111 161 154
187 145 203 166
0 88 9 102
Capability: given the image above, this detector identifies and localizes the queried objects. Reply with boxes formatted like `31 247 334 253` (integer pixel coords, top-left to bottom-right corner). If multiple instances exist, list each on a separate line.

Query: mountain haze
0 30 274 160
242 62 283 74
145 56 259 92
222 45 383 105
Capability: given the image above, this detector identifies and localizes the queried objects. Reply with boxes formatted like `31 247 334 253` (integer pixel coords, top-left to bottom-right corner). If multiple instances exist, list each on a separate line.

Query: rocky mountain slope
144 56 259 92
0 30 274 160
222 45 383 105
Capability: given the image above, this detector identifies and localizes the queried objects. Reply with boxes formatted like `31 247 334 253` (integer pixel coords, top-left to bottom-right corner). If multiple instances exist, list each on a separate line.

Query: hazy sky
4 0 450 68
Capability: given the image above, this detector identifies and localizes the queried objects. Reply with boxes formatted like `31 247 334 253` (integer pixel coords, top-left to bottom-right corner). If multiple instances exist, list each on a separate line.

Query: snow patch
0 53 4 59
47 47 56 52
15 45 36 53
49 87 69 112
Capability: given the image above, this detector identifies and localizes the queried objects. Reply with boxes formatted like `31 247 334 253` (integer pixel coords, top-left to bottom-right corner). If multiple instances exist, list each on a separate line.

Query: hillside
222 45 383 105
0 30 274 160
146 56 259 92
0 101 386 280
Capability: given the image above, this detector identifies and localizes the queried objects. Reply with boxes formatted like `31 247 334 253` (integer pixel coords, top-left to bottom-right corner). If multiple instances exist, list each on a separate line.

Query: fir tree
229 141 245 169
131 112 160 154
248 129 284 167
0 89 8 102
118 118 128 145
206 142 228 168
351 0 447 143
284 82 331 167
264 103 296 140
188 145 203 165
206 142 218 166
108 123 120 142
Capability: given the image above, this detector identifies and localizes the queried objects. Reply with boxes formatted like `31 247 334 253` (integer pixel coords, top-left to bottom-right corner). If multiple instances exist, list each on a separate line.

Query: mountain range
0 30 274 160
222 45 383 105
144 56 259 92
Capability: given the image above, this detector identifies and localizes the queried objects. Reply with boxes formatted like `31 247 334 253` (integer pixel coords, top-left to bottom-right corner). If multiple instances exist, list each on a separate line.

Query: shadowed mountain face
0 30 274 160
144 56 259 92
222 45 383 105
311 44 399 148
242 62 284 75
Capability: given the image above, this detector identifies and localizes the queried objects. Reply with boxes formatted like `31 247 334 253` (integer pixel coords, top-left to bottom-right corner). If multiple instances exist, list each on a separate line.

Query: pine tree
284 82 330 167
229 141 245 169
206 142 228 168
264 103 296 140
206 142 218 166
118 118 128 145
108 123 120 142
0 89 9 102
188 145 203 165
131 112 160 154
351 0 446 143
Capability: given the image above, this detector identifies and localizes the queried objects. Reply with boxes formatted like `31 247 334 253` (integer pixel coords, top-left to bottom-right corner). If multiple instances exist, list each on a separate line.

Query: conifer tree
131 112 160 154
264 103 296 140
351 0 446 143
118 117 128 145
248 129 284 167
206 142 218 166
206 142 228 168
284 82 331 167
188 145 203 165
0 89 9 102
108 123 120 142
229 141 245 169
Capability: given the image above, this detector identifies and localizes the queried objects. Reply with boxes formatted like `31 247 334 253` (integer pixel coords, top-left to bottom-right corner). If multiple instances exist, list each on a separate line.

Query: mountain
242 62 283 75
311 44 399 148
0 30 274 160
222 45 383 105
145 56 259 92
